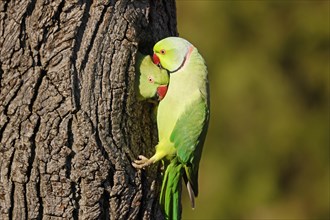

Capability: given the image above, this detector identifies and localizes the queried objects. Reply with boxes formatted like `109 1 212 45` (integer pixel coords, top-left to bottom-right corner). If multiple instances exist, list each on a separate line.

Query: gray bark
0 0 177 219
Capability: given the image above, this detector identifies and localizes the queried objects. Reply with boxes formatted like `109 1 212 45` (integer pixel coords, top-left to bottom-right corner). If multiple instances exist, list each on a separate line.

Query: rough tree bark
0 0 177 219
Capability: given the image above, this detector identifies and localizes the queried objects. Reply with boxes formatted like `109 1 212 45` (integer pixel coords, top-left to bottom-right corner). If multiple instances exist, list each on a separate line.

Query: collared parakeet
133 37 210 220
135 53 169 101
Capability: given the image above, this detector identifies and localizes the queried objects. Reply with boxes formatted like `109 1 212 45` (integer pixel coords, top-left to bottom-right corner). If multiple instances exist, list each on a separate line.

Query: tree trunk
0 0 177 219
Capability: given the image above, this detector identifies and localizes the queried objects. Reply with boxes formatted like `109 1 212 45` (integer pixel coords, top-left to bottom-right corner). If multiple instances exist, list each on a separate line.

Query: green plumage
132 37 210 220
170 96 209 196
135 53 169 100
160 158 183 220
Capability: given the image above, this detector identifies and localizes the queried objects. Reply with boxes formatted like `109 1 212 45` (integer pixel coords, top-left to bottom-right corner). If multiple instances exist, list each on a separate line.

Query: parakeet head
135 54 169 101
152 37 192 73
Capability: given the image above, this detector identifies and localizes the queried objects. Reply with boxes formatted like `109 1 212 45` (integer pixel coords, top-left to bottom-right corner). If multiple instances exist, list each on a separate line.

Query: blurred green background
176 1 329 219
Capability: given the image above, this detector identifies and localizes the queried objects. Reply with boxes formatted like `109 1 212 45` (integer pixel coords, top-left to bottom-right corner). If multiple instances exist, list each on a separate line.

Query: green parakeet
133 37 210 220
135 53 169 101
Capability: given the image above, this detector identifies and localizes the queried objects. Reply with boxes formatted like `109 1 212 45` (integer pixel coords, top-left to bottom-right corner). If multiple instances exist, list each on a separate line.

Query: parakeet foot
132 155 154 169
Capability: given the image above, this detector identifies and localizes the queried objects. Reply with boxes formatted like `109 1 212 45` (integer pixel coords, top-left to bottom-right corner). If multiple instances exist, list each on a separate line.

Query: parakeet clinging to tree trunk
133 37 210 220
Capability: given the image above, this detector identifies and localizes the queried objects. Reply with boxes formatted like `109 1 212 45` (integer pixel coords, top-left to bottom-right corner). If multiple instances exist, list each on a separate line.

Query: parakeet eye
148 76 154 83
160 49 166 55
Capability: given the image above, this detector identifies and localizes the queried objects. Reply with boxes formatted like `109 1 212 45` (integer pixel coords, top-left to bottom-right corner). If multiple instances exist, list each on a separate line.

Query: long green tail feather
160 159 183 220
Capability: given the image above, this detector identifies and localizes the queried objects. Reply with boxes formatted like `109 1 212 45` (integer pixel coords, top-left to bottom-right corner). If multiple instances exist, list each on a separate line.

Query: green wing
170 94 209 196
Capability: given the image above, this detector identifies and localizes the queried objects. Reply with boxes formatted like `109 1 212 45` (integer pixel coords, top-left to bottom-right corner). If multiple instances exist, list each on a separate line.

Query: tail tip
187 181 196 209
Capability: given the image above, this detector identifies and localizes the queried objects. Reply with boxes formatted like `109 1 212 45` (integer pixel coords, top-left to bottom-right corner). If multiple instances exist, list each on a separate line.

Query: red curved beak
157 85 168 100
152 53 160 65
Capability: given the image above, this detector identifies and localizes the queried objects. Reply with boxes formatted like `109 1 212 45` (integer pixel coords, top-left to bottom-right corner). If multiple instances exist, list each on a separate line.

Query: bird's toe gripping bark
132 155 154 169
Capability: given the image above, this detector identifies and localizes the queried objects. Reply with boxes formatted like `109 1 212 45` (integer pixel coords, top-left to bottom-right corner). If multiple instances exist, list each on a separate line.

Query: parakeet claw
132 155 154 169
